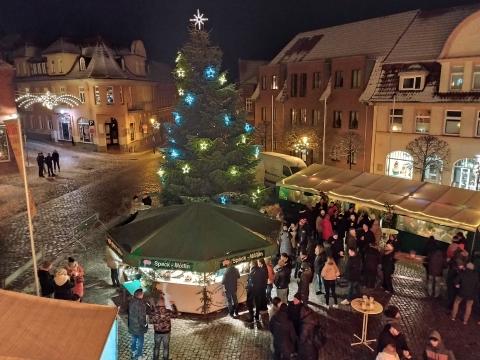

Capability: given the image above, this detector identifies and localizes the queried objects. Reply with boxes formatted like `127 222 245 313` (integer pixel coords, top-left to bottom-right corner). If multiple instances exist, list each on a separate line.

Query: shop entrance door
105 118 119 147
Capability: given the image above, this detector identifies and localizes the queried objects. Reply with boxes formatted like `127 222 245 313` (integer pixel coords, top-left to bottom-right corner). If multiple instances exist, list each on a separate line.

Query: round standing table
350 298 383 351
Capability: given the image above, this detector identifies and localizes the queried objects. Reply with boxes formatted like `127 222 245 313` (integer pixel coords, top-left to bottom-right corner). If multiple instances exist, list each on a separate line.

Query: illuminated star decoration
219 195 229 205
182 164 191 174
204 66 216 80
157 168 165 177
199 141 209 150
175 52 182 63
184 92 195 106
218 74 227 85
189 9 209 30
178 88 185 96
229 166 239 176
170 149 179 158
244 123 254 133
223 114 231 126
176 68 186 78
254 146 260 159
16 91 82 110
173 112 182 125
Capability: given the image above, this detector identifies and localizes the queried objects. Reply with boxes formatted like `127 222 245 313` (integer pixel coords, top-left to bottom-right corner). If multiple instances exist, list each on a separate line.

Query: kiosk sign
220 250 265 268
141 258 193 271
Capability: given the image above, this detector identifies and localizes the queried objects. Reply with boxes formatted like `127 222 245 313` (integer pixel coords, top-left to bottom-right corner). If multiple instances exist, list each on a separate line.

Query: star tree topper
190 9 208 30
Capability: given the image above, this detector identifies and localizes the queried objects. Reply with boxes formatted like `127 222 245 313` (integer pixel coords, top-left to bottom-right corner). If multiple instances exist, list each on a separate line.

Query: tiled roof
384 4 480 63
270 10 418 64
42 38 80 55
84 41 126 79
363 62 480 103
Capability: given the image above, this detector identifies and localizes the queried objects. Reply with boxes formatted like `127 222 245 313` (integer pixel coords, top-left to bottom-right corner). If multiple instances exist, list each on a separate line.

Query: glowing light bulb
229 166 238 176
182 164 191 174
199 141 208 150
176 68 185 78
204 66 216 79
219 195 228 205
175 52 182 63
244 123 253 133
223 114 231 126
240 134 246 144
219 74 227 85
254 146 260 159
184 93 195 106
178 88 185 96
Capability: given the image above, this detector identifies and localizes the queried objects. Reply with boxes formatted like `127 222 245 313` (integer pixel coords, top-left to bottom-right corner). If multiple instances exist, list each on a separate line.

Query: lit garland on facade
16 91 82 110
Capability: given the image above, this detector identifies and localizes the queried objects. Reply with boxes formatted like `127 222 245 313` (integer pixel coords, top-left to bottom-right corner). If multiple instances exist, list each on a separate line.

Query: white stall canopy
278 164 480 232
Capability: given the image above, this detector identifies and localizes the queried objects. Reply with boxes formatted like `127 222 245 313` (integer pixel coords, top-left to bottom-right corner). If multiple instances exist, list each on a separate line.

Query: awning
0 289 117 360
277 164 480 232
108 203 280 272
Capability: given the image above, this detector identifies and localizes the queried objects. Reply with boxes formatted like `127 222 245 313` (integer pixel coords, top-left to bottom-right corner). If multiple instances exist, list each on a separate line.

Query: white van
257 152 307 186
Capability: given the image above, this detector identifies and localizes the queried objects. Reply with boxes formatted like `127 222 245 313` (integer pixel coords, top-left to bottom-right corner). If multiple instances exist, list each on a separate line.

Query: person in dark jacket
287 292 303 336
52 149 60 172
274 254 291 304
246 261 268 322
328 232 344 265
376 323 412 359
451 262 479 324
341 248 362 305
314 244 327 295
382 242 396 293
222 259 240 317
128 288 148 360
345 227 357 251
36 152 45 177
424 330 456 360
53 268 75 301
298 261 313 303
269 297 297 360
38 260 55 297
150 296 178 360
45 152 55 177
364 243 381 289
423 236 437 282
357 223 375 260
298 304 323 360
427 246 445 298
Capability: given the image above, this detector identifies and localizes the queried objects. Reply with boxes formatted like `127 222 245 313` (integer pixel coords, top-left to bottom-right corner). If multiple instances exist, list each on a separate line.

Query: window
301 108 307 124
415 110 431 133
386 151 413 179
333 111 342 128
450 66 464 90
389 109 403 132
290 74 298 97
246 98 253 112
444 110 461 135
79 87 86 103
50 60 55 74
290 108 299 126
79 57 86 71
400 76 423 90
106 86 114 104
334 71 343 88
349 111 359 129
311 109 321 126
119 86 124 104
472 65 480 91
41 63 47 74
299 73 307 97
130 123 135 141
58 58 63 73
22 62 27 75
330 145 340 161
261 107 267 121
312 72 321 89
261 75 267 90
348 151 357 165
452 158 480 191
271 75 278 90
351 69 361 88
477 111 480 137
0 125 9 162
59 86 66 95
94 86 101 105
31 64 37 75
424 156 443 184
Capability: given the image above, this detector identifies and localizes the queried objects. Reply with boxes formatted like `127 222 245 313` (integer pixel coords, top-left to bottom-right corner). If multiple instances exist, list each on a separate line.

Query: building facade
0 59 18 172
14 38 175 152
363 5 480 191
238 59 267 130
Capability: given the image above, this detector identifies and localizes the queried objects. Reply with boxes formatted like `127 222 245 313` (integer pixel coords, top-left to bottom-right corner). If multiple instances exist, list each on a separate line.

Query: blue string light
173 112 182 125
170 149 179 158
219 195 229 205
184 92 195 106
244 123 253 133
204 66 216 79
223 114 231 126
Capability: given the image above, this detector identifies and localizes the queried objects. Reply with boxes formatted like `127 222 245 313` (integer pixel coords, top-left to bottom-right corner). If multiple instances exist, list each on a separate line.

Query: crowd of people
37 256 84 301
36 149 60 177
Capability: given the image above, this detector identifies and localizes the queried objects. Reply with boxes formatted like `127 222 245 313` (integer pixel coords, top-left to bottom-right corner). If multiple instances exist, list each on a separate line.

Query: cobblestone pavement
0 140 162 282
3 141 480 359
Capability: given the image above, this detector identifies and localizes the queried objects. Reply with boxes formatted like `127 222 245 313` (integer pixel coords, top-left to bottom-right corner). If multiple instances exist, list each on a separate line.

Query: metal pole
271 95 274 151
17 120 40 296
322 98 327 165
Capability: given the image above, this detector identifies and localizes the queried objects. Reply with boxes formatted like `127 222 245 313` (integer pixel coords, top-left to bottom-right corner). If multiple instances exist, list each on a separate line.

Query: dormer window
472 65 480 91
79 57 86 71
400 75 424 90
450 66 464 91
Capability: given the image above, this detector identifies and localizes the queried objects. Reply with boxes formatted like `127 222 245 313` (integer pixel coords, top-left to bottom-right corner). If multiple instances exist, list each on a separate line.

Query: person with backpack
150 296 178 360
298 304 325 360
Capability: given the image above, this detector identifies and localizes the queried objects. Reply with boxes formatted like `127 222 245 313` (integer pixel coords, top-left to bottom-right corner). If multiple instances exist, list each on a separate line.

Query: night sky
0 0 478 79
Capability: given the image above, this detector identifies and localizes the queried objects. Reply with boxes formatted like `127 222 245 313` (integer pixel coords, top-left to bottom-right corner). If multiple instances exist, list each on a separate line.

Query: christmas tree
160 15 260 205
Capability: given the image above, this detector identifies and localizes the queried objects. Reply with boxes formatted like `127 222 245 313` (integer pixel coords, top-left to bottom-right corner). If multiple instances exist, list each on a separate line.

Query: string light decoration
229 166 239 176
178 88 185 96
176 68 186 78
157 168 165 177
189 9 209 30
199 141 209 151
223 114 231 126
16 91 82 110
254 146 260 159
204 66 216 80
218 74 227 85
219 195 229 205
175 52 182 63
244 123 254 133
173 112 182 125
170 149 180 158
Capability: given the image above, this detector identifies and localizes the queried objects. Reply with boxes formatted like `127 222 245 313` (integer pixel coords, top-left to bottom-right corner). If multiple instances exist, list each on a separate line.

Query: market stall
107 202 280 314
277 164 480 253
0 289 118 360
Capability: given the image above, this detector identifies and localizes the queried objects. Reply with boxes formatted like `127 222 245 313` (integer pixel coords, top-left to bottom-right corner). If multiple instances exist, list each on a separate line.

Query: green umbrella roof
108 203 280 272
